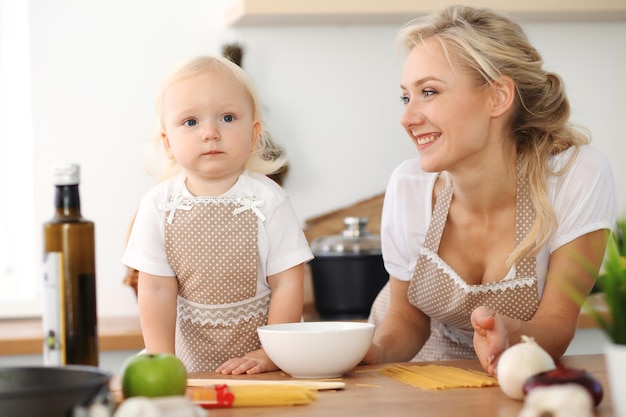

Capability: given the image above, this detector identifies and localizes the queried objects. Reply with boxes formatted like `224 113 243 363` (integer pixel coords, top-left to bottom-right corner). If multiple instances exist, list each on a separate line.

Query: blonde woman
365 5 617 376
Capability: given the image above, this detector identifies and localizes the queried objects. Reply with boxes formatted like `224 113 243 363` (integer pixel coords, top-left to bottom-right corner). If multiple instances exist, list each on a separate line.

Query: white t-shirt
381 145 617 298
123 170 313 294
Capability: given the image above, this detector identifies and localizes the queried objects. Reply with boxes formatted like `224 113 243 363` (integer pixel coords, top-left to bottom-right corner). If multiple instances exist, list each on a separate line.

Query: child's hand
215 348 279 375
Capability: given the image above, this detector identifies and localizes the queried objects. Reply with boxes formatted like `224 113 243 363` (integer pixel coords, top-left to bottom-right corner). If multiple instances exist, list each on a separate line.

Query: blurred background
1 0 624 323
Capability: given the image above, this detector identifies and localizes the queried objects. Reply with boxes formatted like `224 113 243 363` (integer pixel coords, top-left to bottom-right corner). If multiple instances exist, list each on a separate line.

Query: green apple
121 353 187 398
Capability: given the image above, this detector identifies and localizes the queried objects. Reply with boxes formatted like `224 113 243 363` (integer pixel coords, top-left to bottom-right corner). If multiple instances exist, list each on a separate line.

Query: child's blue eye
183 119 198 127
221 114 234 123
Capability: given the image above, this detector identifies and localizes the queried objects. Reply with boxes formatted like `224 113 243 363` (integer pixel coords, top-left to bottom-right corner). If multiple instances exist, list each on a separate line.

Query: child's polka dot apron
162 195 269 372
407 174 539 361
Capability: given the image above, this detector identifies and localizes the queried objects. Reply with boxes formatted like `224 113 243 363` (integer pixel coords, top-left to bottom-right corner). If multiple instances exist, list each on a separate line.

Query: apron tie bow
160 194 193 224
233 197 265 221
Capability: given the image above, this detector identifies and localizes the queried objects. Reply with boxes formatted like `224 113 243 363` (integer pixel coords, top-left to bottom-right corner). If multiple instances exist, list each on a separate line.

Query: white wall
27 0 626 318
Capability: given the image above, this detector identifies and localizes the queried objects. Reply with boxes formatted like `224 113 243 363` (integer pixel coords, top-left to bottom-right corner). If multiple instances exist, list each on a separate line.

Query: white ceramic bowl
257 321 375 378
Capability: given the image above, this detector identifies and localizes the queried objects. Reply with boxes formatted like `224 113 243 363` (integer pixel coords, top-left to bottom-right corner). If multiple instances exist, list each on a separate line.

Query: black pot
0 365 111 417
309 217 388 320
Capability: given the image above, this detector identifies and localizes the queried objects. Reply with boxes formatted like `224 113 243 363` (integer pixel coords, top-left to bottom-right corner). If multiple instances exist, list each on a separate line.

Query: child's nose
202 123 220 141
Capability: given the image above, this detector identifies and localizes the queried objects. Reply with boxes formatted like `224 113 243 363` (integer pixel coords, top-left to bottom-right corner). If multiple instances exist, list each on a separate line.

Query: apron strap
422 174 453 253
514 171 537 279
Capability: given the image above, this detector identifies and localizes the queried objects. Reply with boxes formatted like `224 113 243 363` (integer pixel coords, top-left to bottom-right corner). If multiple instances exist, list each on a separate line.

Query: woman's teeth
417 135 437 145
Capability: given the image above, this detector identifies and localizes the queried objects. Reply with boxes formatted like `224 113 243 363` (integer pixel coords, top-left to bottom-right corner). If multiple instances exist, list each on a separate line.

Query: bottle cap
52 163 80 185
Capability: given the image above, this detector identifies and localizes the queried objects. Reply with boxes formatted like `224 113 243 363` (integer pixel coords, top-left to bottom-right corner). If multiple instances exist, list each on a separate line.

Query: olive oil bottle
42 164 98 366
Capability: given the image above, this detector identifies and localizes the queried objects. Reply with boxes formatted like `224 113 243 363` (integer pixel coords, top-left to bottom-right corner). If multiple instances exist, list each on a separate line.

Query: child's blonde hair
153 55 287 180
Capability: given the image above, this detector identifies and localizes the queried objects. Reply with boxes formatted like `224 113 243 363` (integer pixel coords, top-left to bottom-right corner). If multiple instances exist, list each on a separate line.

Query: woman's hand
471 306 510 376
361 342 383 365
215 348 278 375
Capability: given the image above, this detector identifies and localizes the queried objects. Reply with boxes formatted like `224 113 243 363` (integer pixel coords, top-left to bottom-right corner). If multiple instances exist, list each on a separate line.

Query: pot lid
310 217 381 255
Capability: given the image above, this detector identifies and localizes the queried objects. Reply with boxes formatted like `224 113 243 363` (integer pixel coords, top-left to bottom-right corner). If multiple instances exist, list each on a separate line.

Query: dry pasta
370 364 498 390
355 383 383 388
187 384 318 407
230 385 318 406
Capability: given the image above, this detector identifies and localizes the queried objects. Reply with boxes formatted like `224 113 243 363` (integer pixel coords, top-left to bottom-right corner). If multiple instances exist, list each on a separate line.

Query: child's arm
215 263 305 375
266 263 305 324
137 271 178 354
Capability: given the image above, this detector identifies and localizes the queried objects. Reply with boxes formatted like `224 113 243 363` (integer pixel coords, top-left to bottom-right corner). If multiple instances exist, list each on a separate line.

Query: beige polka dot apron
407 174 539 361
163 195 269 372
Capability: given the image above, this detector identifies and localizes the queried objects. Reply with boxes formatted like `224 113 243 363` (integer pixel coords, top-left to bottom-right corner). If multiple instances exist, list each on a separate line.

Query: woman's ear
490 76 515 117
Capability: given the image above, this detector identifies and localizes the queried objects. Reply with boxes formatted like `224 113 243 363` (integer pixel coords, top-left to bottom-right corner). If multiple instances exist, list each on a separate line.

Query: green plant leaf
594 232 626 344
616 218 626 257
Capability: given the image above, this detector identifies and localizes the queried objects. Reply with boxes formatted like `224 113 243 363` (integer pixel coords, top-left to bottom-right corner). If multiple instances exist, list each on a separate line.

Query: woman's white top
381 145 617 299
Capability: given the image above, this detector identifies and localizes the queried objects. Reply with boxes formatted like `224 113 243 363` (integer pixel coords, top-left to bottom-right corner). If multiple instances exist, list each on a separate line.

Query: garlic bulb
113 397 208 417
113 398 162 417
496 335 556 400
518 384 593 417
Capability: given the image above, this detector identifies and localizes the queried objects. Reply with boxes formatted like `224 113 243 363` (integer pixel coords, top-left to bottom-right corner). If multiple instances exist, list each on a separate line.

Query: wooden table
188 354 613 417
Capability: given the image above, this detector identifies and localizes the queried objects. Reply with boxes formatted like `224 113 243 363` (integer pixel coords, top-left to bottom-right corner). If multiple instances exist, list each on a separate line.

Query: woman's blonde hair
398 5 589 266
152 55 287 180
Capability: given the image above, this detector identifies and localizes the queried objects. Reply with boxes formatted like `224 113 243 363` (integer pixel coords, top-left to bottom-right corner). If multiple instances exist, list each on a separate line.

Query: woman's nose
400 101 425 130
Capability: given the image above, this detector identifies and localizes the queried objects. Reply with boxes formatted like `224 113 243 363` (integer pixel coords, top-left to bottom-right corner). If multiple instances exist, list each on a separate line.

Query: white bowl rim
257 321 375 334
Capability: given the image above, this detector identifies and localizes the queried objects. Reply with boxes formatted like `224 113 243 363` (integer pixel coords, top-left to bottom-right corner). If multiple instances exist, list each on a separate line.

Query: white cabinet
225 0 626 26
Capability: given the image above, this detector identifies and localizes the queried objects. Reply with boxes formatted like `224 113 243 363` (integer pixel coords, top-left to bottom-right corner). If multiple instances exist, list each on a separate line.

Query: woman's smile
414 133 440 146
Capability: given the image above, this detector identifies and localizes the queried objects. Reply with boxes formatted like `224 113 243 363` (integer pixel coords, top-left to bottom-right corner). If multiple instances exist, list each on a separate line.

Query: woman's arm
472 229 609 375
137 271 178 354
215 263 305 375
362 276 431 364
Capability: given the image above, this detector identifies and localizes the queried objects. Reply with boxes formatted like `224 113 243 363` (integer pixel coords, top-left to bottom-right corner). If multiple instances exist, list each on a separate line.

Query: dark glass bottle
42 164 98 366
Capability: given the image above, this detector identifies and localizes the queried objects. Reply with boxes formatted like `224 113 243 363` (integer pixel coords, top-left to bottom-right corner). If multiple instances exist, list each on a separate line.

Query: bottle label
42 252 65 366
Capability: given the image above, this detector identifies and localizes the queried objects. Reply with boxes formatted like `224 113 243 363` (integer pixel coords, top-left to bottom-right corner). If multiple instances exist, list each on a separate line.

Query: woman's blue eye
423 89 436 97
221 114 234 123
183 119 198 127
400 95 410 105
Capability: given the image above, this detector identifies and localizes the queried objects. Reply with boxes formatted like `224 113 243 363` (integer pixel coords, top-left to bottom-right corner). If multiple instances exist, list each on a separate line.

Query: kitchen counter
0 294 607 356
0 316 144 356
0 290 607 356
188 354 613 416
